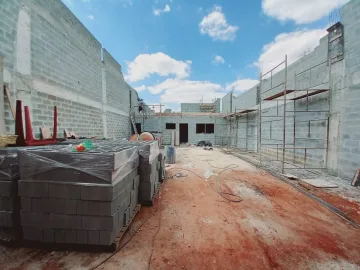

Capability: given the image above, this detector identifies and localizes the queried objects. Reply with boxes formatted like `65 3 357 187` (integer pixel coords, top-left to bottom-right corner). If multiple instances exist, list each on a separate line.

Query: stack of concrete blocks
18 144 140 246
137 141 161 204
103 140 161 204
0 148 22 240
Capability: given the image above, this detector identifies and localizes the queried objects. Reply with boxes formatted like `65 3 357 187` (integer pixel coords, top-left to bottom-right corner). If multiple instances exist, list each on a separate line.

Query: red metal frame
15 100 57 146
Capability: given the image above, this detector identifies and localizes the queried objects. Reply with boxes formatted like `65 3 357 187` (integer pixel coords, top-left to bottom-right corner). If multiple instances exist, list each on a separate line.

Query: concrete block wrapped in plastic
97 140 160 164
0 148 22 181
18 144 139 184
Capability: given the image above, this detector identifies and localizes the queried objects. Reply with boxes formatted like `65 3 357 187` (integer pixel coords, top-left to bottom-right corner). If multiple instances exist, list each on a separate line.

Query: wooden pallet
111 204 141 251
140 183 162 206
22 204 141 253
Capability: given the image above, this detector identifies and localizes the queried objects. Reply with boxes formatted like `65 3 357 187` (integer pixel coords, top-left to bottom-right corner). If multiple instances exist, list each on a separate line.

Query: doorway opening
179 123 188 143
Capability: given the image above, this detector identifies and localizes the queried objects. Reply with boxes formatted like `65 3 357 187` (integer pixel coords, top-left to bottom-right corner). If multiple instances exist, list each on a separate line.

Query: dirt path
1 148 360 269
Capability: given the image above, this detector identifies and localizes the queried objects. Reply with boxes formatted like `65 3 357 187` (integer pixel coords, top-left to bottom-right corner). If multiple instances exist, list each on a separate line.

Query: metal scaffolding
218 108 258 150
259 55 331 173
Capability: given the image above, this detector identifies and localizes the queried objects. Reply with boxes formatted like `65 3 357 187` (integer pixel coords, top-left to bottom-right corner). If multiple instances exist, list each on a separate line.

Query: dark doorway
135 123 142 134
179 123 188 143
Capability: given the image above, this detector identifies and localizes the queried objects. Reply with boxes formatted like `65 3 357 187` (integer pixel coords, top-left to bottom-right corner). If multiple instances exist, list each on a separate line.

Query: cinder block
0 211 13 227
18 181 48 198
139 182 154 201
43 228 55 243
55 229 66 243
0 197 13 211
133 175 140 190
21 197 31 211
77 230 87 244
31 198 77 214
0 181 12 197
48 214 82 229
49 183 81 199
80 185 112 201
23 226 43 241
99 230 115 246
81 210 117 231
88 230 100 245
65 229 77 243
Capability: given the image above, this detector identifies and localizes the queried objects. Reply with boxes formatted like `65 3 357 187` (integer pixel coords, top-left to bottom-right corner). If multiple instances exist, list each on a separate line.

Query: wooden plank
301 179 338 188
351 169 360 187
281 173 298 180
4 86 16 119
290 89 328 101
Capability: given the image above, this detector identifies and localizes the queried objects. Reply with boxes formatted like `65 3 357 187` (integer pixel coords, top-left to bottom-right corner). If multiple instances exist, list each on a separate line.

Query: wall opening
179 123 188 143
166 123 176 129
196 124 214 134
136 123 141 134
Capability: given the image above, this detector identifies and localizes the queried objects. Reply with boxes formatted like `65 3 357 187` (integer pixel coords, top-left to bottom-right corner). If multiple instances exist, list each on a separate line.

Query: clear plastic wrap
97 140 160 164
0 148 23 180
19 144 139 184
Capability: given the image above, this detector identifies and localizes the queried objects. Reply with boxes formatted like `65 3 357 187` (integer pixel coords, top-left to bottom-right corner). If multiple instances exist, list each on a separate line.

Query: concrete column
0 56 5 134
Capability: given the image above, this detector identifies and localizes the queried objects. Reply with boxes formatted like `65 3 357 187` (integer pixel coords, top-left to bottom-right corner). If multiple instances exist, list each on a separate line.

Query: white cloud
153 4 171 16
262 0 349 24
145 78 225 103
225 79 259 92
135 85 147 92
199 5 239 41
125 52 191 82
88 14 95 20
254 28 327 73
212 55 225 65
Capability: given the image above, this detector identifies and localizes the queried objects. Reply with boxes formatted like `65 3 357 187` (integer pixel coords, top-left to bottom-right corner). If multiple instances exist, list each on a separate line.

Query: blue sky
62 0 348 111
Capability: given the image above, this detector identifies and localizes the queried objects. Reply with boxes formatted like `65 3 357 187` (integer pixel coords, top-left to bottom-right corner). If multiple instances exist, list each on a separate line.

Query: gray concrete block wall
30 90 103 138
338 0 360 179
106 112 130 140
0 0 131 139
103 49 130 113
141 115 225 145
181 103 201 112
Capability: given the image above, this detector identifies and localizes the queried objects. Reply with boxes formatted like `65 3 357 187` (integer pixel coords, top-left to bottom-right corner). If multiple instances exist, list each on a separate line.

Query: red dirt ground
96 167 360 270
296 181 360 224
1 156 360 270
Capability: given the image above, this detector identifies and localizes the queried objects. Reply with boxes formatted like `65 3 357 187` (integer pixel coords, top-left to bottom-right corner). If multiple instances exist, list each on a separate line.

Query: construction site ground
1 147 360 269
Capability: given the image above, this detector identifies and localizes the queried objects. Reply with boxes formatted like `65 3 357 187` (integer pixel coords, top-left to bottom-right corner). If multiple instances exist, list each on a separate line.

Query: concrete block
139 182 154 201
55 229 66 243
21 197 31 211
49 183 81 199
77 192 127 216
18 181 48 198
77 230 87 244
23 226 43 241
133 175 140 190
31 198 77 214
88 230 100 245
0 181 12 197
43 228 55 243
48 214 82 229
81 210 117 231
0 211 12 227
65 229 77 243
0 197 13 211
80 185 112 201
99 230 116 246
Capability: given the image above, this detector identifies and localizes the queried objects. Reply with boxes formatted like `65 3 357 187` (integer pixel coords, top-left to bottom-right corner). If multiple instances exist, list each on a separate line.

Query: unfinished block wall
220 0 360 180
141 115 226 145
0 0 133 139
